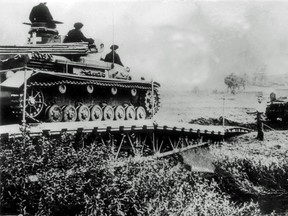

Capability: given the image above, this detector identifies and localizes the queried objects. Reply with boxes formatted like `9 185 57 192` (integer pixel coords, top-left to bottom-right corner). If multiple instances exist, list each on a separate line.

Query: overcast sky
1 0 288 90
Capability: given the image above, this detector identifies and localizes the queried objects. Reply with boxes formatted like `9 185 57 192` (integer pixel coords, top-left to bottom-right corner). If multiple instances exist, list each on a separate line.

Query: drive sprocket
144 90 160 115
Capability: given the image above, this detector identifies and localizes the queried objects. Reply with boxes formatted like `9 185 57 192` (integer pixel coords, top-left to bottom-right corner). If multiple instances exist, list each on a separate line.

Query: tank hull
0 69 160 124
266 100 288 122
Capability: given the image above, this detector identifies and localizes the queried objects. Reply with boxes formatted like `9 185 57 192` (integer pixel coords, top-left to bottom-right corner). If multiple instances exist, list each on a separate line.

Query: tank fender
0 70 34 89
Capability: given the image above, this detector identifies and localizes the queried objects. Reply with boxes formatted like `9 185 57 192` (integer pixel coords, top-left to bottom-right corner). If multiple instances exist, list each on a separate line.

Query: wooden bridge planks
0 120 247 139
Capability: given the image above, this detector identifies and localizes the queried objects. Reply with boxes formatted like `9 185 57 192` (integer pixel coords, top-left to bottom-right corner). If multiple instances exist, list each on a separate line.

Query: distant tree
192 86 200 94
224 73 246 94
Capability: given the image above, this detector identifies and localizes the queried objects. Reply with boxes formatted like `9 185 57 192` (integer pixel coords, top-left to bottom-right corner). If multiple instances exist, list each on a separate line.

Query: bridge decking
0 120 250 139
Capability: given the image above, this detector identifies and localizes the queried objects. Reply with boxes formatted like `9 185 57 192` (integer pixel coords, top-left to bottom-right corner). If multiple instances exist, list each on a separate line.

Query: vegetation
224 73 246 94
212 133 288 214
0 134 265 216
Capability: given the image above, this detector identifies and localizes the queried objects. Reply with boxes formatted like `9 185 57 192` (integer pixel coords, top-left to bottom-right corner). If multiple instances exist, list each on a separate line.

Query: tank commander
104 45 124 66
247 95 266 141
29 2 55 28
63 22 94 45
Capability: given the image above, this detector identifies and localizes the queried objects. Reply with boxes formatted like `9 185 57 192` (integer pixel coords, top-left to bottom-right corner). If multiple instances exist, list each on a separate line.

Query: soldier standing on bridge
247 95 266 141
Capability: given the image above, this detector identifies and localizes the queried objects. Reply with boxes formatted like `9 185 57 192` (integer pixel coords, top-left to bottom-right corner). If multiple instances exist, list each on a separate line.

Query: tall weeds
0 136 263 215
212 139 288 212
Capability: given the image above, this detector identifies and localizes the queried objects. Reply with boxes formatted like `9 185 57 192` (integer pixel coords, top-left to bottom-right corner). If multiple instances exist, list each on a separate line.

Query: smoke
112 1 288 90
1 0 288 90
194 1 288 89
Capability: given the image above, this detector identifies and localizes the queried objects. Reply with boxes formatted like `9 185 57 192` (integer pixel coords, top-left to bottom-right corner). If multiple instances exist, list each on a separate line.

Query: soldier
270 91 277 103
63 22 94 45
29 2 55 28
104 45 124 66
247 95 266 141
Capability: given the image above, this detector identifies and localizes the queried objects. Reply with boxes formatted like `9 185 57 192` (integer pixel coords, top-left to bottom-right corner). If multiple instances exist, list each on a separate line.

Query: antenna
222 95 225 128
112 1 115 65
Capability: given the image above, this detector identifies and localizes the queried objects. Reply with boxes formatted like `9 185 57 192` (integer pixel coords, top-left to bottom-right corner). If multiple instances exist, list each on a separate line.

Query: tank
265 92 288 122
0 21 160 124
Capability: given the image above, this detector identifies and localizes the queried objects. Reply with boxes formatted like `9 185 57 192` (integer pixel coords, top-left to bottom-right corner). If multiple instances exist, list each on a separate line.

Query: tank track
29 80 154 89
10 79 160 123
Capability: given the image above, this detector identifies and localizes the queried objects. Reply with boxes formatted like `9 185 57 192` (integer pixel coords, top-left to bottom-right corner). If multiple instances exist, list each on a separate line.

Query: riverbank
212 131 288 215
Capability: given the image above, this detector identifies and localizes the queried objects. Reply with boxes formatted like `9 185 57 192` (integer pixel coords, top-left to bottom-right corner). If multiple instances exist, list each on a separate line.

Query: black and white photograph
0 0 288 215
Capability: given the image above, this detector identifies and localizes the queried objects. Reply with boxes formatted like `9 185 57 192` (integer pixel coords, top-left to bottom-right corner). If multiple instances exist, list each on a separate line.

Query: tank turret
25 21 63 44
266 91 288 122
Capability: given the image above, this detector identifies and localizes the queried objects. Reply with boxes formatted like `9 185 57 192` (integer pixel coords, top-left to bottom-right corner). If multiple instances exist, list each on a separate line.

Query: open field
157 87 288 215
1 87 288 215
157 87 263 124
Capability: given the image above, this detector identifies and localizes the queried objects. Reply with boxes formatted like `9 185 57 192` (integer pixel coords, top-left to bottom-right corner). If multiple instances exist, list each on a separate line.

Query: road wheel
63 105 77 122
103 105 114 121
136 106 146 120
126 105 136 120
77 105 90 121
114 105 125 120
90 105 103 121
47 105 62 122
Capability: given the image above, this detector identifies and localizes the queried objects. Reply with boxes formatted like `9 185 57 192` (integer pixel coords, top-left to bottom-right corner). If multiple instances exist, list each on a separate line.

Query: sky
1 0 288 90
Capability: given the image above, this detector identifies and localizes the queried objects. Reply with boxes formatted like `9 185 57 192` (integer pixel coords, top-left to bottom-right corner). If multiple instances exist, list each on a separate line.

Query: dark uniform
247 96 266 141
64 22 94 44
104 45 123 66
255 96 265 141
29 3 55 28
256 112 264 140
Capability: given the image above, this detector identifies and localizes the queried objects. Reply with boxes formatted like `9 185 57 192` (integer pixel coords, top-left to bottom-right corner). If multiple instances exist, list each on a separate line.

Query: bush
1 136 261 215
212 144 288 201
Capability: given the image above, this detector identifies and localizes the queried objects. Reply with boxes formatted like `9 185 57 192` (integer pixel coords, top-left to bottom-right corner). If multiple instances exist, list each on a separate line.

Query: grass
210 131 288 214
0 135 264 216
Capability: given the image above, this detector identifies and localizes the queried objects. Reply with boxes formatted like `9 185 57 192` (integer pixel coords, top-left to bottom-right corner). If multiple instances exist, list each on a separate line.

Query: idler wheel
90 105 103 121
47 105 63 122
136 106 146 120
77 105 90 121
114 105 125 121
103 105 114 121
63 105 77 122
25 88 45 118
125 105 136 120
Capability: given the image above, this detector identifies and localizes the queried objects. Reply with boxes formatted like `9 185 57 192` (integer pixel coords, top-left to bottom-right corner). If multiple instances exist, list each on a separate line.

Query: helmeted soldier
63 22 94 45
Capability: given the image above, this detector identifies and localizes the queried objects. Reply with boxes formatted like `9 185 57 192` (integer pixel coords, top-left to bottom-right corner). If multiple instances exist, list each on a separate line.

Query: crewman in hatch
104 45 124 66
29 2 55 28
63 22 94 45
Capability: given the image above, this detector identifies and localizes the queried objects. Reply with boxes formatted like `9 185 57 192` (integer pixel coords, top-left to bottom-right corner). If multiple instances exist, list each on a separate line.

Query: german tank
265 92 288 122
0 21 160 124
